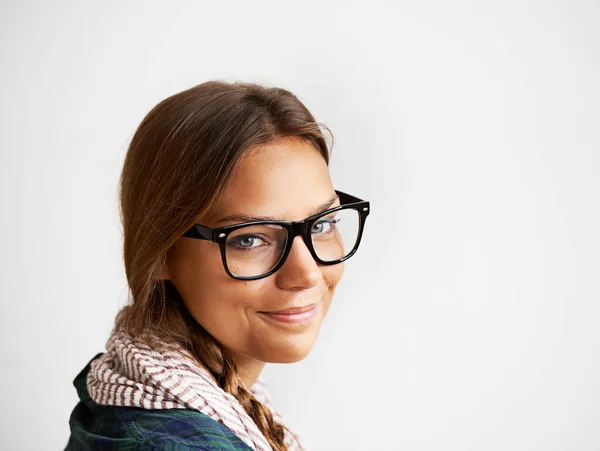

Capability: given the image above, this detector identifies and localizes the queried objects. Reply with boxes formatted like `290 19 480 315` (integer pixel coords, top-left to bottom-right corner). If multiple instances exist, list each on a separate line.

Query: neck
231 353 266 388
192 332 265 388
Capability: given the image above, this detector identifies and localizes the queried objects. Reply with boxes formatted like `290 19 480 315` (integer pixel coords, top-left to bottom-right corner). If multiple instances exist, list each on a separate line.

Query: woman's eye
311 218 338 234
229 235 264 249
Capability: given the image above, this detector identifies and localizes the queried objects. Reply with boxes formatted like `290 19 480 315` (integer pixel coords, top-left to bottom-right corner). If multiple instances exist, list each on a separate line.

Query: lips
258 303 319 326
261 304 317 315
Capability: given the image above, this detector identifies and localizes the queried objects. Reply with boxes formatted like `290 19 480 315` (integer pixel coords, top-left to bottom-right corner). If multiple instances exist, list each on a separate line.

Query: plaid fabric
66 354 254 450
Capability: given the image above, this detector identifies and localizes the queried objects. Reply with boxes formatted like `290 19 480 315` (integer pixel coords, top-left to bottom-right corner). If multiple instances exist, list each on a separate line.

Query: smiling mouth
261 304 317 315
258 304 318 326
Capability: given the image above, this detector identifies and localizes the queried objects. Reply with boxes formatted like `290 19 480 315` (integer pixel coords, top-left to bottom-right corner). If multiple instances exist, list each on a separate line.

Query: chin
259 335 318 364
271 349 312 364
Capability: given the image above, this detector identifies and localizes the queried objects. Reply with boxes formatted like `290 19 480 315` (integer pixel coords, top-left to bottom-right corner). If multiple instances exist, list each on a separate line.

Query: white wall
1 1 599 450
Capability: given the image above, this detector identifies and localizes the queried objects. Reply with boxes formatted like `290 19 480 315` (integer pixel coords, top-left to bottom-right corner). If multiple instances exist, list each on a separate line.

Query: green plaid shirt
66 354 253 450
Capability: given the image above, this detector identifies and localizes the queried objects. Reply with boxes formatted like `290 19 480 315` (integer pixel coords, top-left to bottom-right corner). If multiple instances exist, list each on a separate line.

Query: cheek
184 277 278 357
178 272 253 351
323 261 344 291
170 241 238 318
319 262 344 317
171 243 271 339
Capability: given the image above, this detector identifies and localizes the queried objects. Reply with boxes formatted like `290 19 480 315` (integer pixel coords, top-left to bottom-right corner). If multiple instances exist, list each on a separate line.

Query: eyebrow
216 194 340 225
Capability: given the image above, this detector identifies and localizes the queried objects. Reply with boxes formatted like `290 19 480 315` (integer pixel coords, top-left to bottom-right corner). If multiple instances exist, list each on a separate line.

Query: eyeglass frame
181 190 370 280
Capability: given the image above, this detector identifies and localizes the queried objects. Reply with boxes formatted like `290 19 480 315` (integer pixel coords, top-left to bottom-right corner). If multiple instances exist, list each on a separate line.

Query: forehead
208 137 335 224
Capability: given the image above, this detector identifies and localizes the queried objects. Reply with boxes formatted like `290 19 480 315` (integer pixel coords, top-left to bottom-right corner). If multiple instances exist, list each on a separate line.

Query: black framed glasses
182 190 370 280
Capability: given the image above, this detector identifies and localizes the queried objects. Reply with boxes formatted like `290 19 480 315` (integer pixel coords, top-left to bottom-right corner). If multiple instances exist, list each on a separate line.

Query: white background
1 1 599 450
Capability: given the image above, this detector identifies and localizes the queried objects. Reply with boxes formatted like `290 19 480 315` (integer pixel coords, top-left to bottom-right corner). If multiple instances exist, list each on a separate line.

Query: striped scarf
86 326 304 451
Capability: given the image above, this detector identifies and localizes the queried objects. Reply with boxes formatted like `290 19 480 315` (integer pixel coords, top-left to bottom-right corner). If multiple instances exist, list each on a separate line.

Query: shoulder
132 408 250 451
67 353 253 450
68 398 252 451
128 408 254 450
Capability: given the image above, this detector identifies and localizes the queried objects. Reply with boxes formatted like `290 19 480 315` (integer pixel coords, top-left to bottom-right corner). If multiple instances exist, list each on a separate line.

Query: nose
275 235 322 290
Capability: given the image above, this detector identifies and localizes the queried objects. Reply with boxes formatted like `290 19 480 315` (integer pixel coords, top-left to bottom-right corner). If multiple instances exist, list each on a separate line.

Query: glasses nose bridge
291 219 309 242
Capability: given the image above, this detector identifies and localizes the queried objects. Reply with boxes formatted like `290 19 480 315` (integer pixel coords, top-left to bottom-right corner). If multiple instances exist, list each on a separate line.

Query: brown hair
116 80 332 450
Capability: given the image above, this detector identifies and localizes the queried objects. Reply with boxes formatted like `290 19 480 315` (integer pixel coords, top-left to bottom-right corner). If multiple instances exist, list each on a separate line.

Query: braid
193 325 290 451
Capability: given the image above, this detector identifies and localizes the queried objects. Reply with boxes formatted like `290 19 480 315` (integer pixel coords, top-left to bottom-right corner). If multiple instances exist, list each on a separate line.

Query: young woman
66 81 370 451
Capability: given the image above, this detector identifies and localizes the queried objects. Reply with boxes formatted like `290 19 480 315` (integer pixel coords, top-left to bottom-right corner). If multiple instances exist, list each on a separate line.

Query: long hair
116 80 331 450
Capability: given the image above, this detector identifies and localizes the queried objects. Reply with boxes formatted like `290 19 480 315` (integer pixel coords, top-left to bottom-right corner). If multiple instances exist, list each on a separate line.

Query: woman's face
164 137 344 364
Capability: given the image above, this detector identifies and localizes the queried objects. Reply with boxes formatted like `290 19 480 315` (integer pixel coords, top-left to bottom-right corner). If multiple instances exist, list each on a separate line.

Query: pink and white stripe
87 327 304 451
